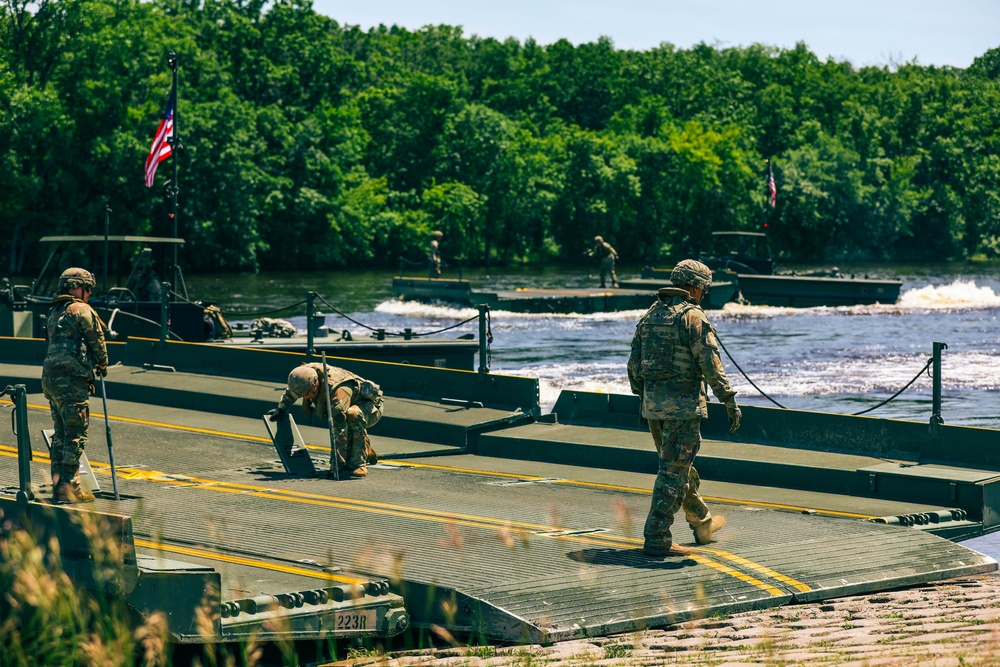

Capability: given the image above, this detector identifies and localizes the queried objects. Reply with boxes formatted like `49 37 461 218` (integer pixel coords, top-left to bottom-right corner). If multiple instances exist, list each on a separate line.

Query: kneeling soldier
268 363 382 478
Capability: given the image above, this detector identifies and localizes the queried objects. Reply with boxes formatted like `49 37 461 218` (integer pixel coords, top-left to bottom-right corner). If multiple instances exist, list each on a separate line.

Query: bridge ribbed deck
1 396 994 643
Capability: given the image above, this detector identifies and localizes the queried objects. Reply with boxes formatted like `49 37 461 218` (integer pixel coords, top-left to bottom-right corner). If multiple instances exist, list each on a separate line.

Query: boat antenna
166 50 180 288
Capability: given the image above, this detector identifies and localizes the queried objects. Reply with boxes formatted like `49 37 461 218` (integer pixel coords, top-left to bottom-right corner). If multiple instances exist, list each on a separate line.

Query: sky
312 0 999 69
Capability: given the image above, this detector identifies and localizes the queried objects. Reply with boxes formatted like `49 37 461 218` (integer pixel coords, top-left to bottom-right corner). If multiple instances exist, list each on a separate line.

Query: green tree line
2 0 999 274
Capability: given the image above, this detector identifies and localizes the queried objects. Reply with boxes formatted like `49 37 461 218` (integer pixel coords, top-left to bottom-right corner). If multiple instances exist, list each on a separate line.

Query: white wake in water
377 279 1000 322
374 299 645 321
717 279 1000 320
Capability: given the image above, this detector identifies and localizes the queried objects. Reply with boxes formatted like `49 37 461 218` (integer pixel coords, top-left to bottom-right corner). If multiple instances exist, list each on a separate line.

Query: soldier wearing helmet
627 259 741 557
267 363 383 479
586 235 619 288
428 230 444 279
42 268 109 503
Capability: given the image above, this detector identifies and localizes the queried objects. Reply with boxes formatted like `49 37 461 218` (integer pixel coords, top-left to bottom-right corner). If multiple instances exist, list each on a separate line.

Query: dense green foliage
1 0 998 273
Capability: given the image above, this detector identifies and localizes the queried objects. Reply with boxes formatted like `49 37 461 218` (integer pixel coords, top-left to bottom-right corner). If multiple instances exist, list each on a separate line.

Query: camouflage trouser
41 373 91 487
599 256 617 287
332 396 383 470
643 418 710 551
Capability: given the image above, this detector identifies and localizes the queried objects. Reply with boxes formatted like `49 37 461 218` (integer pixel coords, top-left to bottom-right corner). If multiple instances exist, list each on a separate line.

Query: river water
185 262 1000 429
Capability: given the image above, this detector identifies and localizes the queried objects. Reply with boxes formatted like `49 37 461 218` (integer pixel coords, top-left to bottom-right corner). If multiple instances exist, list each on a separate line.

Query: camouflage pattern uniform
277 363 383 474
428 231 443 279
627 261 739 555
42 269 108 499
589 236 619 288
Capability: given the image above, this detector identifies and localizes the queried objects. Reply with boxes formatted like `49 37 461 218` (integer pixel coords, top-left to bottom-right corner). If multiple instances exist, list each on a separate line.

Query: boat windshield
33 235 185 299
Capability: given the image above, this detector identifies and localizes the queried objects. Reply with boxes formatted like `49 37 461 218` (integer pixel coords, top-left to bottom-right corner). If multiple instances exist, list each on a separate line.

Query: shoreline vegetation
1 2 999 276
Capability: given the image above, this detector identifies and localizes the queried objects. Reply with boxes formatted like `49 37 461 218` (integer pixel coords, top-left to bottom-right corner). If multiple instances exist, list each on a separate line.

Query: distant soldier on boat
42 268 109 503
268 363 382 479
428 230 444 279
627 259 741 557
587 236 619 288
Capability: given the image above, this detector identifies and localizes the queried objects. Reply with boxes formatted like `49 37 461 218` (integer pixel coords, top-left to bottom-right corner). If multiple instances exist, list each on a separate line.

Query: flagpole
167 51 179 288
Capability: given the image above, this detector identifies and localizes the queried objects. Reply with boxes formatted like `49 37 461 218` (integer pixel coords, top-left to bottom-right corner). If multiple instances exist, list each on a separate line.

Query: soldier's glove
725 401 742 433
96 365 108 377
266 406 286 422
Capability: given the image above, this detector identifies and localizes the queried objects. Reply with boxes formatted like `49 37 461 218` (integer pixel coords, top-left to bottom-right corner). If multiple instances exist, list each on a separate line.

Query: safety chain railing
313 293 481 339
1 383 34 504
719 336 946 423
165 288 494 374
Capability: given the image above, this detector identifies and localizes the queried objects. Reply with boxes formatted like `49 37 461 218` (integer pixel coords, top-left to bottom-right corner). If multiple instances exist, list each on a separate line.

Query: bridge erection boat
392 276 738 312
639 232 903 308
1 336 996 655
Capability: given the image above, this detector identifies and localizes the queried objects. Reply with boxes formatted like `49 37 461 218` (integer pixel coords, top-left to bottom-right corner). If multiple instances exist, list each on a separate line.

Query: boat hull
735 274 902 307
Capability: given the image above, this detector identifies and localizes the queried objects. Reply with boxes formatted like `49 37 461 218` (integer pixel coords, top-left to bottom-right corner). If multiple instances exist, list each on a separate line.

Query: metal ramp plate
8 410 998 644
41 428 101 494
262 415 317 476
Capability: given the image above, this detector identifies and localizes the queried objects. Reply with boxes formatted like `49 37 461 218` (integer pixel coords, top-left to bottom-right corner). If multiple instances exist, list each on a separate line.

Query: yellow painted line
93 414 274 443
0 442 795 594
552 531 787 597
133 538 366 584
112 464 807 595
4 400 273 442
377 459 877 520
698 548 813 593
1 401 876 521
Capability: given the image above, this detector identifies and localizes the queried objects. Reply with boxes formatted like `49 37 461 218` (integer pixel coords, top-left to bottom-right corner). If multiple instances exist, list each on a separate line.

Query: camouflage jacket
278 363 382 419
590 241 617 260
43 295 109 380
627 289 735 420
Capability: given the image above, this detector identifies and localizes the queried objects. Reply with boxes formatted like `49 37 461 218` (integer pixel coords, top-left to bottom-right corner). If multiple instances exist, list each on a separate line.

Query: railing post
930 341 947 432
306 291 316 361
2 384 35 505
160 282 171 344
478 304 489 375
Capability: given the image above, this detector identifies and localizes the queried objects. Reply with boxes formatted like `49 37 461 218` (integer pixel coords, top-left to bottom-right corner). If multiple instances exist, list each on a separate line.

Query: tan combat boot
350 465 368 478
691 515 725 545
56 480 95 504
643 542 692 557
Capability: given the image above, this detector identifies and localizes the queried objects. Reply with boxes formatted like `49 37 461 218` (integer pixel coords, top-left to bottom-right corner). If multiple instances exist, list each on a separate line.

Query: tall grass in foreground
0 511 286 667
0 522 159 667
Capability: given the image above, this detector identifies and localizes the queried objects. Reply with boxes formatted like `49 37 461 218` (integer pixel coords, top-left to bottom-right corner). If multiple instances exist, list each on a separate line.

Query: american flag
144 90 175 187
766 159 777 208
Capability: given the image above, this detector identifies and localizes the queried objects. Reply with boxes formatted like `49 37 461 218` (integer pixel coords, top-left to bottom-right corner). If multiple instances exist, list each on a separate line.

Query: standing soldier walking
428 230 444 279
627 259 741 556
43 268 108 503
587 236 619 288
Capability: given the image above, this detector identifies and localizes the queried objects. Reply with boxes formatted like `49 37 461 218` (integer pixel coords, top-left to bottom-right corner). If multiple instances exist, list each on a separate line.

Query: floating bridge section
1 345 998 643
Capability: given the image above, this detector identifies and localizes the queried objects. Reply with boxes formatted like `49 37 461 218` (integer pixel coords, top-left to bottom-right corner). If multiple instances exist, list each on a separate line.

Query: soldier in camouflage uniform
42 268 109 503
587 236 619 288
428 230 444 279
627 259 742 557
268 363 383 479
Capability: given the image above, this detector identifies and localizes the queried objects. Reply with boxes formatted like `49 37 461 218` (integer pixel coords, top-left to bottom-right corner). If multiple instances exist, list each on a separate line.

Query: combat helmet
670 259 713 290
594 236 604 243
287 365 320 398
58 268 96 292
432 230 444 239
